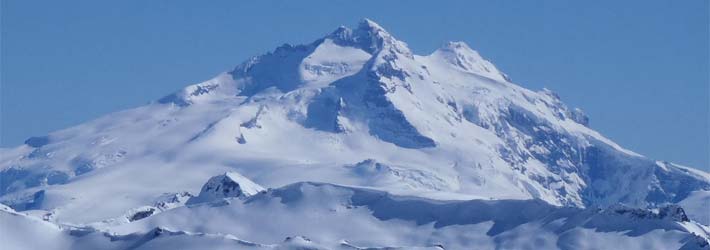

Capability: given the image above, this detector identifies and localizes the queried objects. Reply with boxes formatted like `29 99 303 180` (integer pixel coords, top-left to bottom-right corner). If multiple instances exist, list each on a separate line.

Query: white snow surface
1 19 709 249
1 179 708 250
187 171 265 205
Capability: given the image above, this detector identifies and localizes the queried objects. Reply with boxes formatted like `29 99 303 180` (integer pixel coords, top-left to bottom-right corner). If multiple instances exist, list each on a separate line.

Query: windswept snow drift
1 19 709 249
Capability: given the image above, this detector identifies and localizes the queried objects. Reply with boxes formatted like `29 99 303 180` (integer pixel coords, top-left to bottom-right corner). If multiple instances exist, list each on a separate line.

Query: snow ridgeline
2 172 709 250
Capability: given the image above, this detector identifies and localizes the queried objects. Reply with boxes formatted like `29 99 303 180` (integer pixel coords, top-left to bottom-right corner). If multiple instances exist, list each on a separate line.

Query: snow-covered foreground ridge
1 19 709 249
2 174 709 250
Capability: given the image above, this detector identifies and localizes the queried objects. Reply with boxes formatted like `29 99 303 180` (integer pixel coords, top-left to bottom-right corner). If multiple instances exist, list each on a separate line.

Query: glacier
0 19 708 249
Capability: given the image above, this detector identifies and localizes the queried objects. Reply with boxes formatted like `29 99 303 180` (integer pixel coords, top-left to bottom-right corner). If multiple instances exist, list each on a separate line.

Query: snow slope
1 19 709 249
1 176 708 250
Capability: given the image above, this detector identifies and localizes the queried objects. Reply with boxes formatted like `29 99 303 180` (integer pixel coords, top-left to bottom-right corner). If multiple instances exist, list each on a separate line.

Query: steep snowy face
160 18 406 104
1 19 708 227
298 39 371 85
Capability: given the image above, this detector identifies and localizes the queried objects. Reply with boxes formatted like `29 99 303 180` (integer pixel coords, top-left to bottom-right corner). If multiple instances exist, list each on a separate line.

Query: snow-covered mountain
2 178 709 249
1 19 709 249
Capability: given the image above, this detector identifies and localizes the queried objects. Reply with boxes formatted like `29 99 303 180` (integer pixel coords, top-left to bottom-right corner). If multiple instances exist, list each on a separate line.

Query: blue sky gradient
1 0 708 169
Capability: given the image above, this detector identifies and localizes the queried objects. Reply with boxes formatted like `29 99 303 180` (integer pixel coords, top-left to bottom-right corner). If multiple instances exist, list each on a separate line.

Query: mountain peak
331 18 389 40
431 41 510 82
186 172 265 205
357 18 386 34
327 18 408 55
3 17 710 248
442 41 474 52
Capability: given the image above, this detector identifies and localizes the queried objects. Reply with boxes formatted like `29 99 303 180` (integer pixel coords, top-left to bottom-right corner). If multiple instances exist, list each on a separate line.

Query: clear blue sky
2 0 708 169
